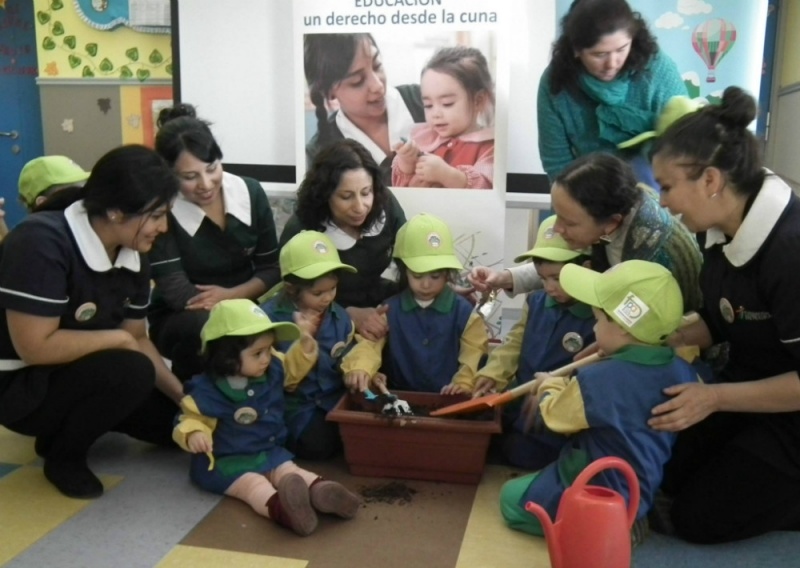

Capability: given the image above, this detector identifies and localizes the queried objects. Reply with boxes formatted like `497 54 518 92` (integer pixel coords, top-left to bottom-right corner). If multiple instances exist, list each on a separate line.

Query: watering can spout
524 502 563 568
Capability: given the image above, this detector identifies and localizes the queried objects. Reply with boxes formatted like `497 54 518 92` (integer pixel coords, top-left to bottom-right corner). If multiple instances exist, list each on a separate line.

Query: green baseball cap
393 213 463 273
514 215 588 263
200 299 300 351
280 231 356 279
18 156 90 206
559 260 683 344
617 96 704 149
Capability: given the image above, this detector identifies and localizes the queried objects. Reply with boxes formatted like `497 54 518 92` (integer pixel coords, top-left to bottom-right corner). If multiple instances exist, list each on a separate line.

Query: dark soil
359 481 418 505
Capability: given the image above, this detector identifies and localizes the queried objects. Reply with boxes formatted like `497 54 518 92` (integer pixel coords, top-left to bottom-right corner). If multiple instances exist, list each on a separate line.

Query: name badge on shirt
562 332 584 353
719 297 735 324
75 302 97 322
234 407 258 425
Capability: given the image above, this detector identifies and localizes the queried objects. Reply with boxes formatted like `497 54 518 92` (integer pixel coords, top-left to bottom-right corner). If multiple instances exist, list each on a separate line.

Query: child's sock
267 473 318 536
309 477 362 519
225 472 275 517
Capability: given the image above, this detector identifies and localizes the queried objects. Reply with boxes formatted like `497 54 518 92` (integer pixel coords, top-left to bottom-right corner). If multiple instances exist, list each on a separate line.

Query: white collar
705 173 792 267
171 172 252 236
65 201 141 272
322 211 386 251
335 87 415 165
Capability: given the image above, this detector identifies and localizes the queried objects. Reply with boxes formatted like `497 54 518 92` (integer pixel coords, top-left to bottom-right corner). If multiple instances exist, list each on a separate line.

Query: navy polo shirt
0 201 150 420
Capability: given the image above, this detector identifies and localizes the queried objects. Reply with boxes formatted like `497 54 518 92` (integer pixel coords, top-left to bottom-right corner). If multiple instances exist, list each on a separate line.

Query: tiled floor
3 427 799 568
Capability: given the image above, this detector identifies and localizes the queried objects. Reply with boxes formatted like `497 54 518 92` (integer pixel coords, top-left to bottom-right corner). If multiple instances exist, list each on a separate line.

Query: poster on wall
293 0 510 339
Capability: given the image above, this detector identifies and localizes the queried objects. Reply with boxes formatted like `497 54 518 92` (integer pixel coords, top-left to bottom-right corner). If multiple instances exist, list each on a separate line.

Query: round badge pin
75 302 97 322
330 340 347 359
719 297 735 324
234 407 259 425
427 232 442 248
562 331 584 353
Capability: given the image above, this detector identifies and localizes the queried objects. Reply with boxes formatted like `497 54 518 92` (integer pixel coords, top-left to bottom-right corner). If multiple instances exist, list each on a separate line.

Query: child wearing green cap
174 299 361 537
17 155 91 211
499 260 697 543
0 156 90 241
380 213 488 394
261 230 382 460
472 215 596 469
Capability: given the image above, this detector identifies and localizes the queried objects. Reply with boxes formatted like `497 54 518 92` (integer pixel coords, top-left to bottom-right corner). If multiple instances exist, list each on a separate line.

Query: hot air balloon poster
692 18 737 83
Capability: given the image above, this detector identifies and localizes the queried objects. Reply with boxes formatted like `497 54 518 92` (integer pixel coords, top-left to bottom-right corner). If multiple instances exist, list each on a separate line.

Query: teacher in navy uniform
0 145 182 499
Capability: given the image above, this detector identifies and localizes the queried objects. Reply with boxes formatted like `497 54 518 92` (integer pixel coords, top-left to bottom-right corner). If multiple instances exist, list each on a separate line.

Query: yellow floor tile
0 427 37 465
0 465 122 565
456 465 552 568
156 545 308 568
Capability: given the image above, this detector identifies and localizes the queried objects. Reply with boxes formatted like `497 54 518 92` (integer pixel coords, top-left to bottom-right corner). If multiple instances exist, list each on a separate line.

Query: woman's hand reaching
648 382 719 432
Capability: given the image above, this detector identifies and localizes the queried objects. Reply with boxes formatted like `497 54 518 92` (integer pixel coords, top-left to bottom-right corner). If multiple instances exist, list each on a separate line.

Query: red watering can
524 456 640 568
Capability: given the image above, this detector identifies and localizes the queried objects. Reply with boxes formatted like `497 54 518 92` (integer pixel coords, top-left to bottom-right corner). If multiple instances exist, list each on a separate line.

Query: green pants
499 471 545 536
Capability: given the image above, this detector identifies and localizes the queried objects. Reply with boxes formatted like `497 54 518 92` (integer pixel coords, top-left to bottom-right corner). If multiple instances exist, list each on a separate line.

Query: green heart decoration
120 66 133 79
136 69 151 82
86 43 98 56
82 66 95 77
37 11 51 25
42 37 56 50
126 47 139 61
68 54 81 69
165 63 173 76
99 58 114 72
64 35 76 49
148 49 163 64
51 0 64 9
52 21 64 36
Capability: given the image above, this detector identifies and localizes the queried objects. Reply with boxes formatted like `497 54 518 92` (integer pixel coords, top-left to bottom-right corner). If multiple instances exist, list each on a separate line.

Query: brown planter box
327 391 502 484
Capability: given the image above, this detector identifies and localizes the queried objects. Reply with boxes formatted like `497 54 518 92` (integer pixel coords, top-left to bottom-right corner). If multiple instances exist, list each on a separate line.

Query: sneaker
43 459 103 499
310 480 362 519
275 473 318 536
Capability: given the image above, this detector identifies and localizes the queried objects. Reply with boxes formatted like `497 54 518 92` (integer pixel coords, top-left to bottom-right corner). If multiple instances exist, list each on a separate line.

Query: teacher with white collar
650 86 800 544
148 106 281 382
280 139 406 341
0 145 182 499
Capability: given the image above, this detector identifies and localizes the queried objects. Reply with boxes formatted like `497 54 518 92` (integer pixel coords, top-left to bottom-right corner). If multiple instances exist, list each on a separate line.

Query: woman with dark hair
650 87 800 543
0 145 182 499
148 106 281 381
470 153 702 311
280 139 406 340
304 33 425 184
538 0 686 183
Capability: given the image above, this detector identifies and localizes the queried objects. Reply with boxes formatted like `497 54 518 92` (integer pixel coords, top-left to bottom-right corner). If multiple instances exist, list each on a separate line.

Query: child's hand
344 370 371 393
293 311 318 354
415 154 464 187
393 139 420 174
294 310 320 337
441 382 469 396
472 376 498 398
187 431 213 453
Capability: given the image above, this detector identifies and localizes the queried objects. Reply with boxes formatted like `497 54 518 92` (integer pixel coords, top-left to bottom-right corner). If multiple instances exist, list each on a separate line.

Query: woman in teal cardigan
538 0 686 184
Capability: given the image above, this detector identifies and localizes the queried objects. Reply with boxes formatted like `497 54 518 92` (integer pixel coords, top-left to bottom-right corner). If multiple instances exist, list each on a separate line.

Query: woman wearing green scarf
538 0 686 185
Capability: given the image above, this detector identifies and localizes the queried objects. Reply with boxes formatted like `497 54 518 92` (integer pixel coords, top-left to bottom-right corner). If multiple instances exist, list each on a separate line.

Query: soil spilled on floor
359 481 418 505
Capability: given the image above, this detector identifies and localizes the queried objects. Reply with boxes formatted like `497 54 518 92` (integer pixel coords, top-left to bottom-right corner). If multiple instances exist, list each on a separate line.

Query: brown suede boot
267 473 318 536
309 478 362 519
